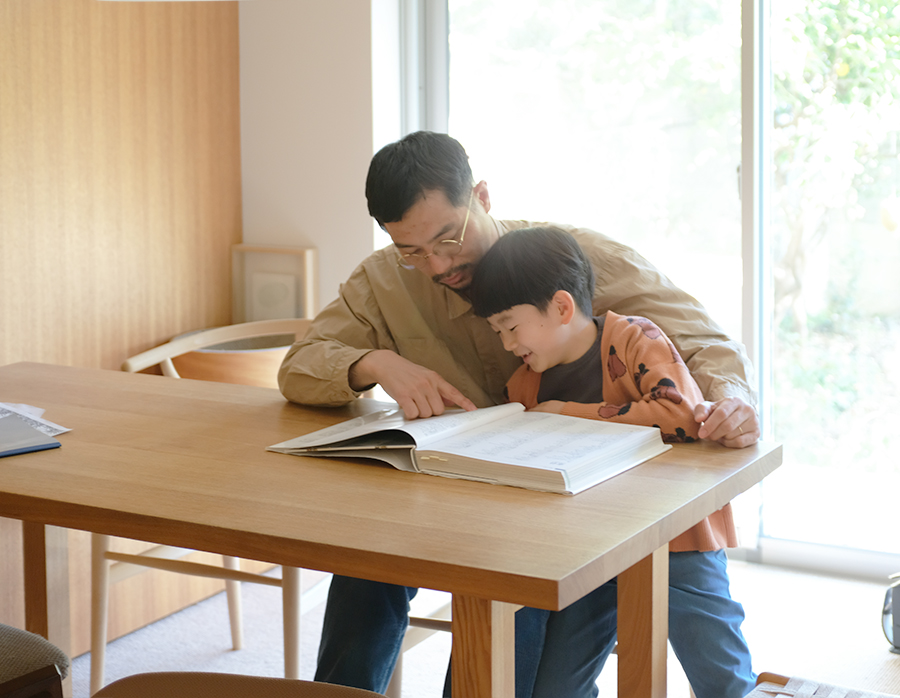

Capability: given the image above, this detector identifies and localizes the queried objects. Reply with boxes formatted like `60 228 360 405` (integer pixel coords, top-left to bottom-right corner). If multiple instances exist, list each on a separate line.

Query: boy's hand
349 350 476 420
694 397 759 448
529 400 565 414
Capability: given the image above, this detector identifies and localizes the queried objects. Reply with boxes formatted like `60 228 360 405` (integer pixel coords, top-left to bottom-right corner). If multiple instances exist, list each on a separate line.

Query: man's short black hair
470 227 595 319
365 131 474 228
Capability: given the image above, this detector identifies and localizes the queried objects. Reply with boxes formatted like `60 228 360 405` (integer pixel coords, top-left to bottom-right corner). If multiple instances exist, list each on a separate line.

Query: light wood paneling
0 0 242 657
0 0 241 370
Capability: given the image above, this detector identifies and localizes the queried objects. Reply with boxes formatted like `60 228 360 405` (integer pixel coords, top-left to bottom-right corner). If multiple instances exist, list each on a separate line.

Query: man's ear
551 290 577 325
474 180 491 214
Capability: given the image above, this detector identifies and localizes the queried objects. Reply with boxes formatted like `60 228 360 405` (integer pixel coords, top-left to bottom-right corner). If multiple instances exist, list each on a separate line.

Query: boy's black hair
470 227 595 319
365 131 474 228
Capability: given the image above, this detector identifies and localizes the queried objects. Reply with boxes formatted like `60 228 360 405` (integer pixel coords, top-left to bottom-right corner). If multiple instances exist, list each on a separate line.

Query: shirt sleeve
559 314 704 442
277 260 397 406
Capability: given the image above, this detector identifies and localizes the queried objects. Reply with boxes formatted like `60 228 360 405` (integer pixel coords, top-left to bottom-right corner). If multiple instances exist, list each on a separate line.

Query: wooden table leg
23 522 72 698
450 594 515 698
617 545 669 698
22 522 71 653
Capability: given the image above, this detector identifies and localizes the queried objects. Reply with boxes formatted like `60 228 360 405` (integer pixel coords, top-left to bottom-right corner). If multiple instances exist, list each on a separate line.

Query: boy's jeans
314 550 755 698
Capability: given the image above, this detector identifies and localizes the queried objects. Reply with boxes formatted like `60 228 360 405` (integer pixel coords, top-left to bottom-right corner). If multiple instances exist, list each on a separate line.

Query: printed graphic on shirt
656 425 697 444
598 403 631 418
626 315 662 339
608 346 626 381
634 362 649 390
649 377 683 404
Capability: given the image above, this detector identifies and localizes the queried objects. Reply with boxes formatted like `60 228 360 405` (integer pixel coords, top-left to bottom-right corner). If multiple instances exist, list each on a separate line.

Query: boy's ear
551 290 577 325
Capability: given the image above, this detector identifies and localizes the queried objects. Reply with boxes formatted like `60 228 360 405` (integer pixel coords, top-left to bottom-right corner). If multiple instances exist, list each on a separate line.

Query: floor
71 559 900 697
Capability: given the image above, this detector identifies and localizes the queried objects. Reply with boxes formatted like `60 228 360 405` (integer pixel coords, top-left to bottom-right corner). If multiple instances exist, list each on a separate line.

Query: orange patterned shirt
505 311 737 552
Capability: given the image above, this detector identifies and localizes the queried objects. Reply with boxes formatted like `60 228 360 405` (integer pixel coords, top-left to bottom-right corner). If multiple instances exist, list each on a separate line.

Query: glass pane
765 0 900 553
449 0 743 339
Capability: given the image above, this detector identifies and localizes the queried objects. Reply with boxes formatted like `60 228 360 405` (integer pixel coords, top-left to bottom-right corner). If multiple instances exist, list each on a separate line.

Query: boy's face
487 304 568 373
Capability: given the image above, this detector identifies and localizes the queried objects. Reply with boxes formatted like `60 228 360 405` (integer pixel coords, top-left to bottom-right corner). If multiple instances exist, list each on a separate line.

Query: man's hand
694 397 759 448
349 350 476 419
529 400 565 414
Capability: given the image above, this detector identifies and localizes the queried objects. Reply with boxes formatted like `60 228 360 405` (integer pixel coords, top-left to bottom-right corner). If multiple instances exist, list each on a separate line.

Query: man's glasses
396 190 473 270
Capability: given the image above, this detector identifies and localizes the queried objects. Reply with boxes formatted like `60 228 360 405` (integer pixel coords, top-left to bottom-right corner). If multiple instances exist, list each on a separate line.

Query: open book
268 403 671 495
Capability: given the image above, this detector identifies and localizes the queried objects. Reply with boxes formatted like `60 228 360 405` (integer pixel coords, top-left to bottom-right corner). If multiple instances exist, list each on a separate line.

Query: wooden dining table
0 362 781 698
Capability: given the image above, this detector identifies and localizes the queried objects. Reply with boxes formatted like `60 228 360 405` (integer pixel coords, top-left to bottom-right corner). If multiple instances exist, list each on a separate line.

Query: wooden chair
92 672 384 697
0 623 69 698
91 319 313 695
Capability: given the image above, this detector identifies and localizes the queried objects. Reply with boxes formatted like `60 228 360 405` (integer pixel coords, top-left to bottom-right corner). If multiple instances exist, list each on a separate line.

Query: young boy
470 226 755 698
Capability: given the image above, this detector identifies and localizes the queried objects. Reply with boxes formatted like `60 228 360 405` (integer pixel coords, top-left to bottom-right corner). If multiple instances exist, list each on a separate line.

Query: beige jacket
278 220 756 408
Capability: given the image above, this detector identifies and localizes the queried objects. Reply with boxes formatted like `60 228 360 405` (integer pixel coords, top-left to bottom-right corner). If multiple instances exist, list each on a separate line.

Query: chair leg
222 556 244 651
384 653 403 698
282 566 301 679
90 534 111 696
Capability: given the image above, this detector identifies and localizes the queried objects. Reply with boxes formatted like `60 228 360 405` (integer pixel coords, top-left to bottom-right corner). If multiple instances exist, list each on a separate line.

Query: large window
764 0 900 555
448 0 744 340
445 0 900 564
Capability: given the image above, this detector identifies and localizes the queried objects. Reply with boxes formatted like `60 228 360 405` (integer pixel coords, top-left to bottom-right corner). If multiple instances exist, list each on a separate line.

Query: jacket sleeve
559 314 704 442
277 261 398 407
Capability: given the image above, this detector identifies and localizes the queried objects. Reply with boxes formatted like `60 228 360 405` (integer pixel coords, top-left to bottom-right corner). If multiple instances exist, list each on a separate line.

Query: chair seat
92 672 384 698
0 624 70 683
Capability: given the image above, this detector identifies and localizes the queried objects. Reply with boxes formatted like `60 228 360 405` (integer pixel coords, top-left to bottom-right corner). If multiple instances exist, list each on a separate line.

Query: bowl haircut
470 227 595 319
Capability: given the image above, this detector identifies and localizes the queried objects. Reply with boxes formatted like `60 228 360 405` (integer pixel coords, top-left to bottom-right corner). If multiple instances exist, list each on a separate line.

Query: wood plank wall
0 0 243 657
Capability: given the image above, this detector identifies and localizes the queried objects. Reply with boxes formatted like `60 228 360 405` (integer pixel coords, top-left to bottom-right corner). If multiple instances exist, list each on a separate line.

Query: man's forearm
348 351 380 392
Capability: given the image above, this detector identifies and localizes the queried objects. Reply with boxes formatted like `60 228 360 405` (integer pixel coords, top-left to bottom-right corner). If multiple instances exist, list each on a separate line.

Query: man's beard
432 263 472 287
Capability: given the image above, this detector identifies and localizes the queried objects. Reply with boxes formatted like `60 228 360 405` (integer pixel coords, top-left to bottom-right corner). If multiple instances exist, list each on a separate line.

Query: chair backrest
122 319 311 379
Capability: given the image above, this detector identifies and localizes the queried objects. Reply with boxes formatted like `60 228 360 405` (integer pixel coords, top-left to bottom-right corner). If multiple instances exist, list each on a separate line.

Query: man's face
385 185 495 291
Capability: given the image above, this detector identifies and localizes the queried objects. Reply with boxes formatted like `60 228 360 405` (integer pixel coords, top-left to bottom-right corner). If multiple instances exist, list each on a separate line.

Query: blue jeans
527 550 756 698
314 550 754 698
313 578 551 697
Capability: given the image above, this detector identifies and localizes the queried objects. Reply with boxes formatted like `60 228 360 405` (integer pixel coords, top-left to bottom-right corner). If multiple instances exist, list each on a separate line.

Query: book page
425 411 653 471
0 404 70 436
270 402 524 451
398 402 524 446
270 408 407 449
283 444 419 472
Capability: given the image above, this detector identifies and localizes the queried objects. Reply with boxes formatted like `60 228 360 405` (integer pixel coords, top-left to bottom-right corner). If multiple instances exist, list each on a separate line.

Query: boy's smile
487 294 599 374
487 304 569 374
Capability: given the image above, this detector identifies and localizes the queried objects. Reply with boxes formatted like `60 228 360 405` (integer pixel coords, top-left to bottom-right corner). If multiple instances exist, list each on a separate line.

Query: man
278 131 759 696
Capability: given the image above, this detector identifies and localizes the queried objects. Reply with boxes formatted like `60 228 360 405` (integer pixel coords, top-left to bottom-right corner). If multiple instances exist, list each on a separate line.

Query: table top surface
0 362 781 610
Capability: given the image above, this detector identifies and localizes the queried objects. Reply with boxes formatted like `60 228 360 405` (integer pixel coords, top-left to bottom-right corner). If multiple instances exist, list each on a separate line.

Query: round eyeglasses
396 190 473 270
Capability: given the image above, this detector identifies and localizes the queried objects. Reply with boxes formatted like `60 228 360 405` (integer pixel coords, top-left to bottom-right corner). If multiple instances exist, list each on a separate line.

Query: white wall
240 0 400 309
